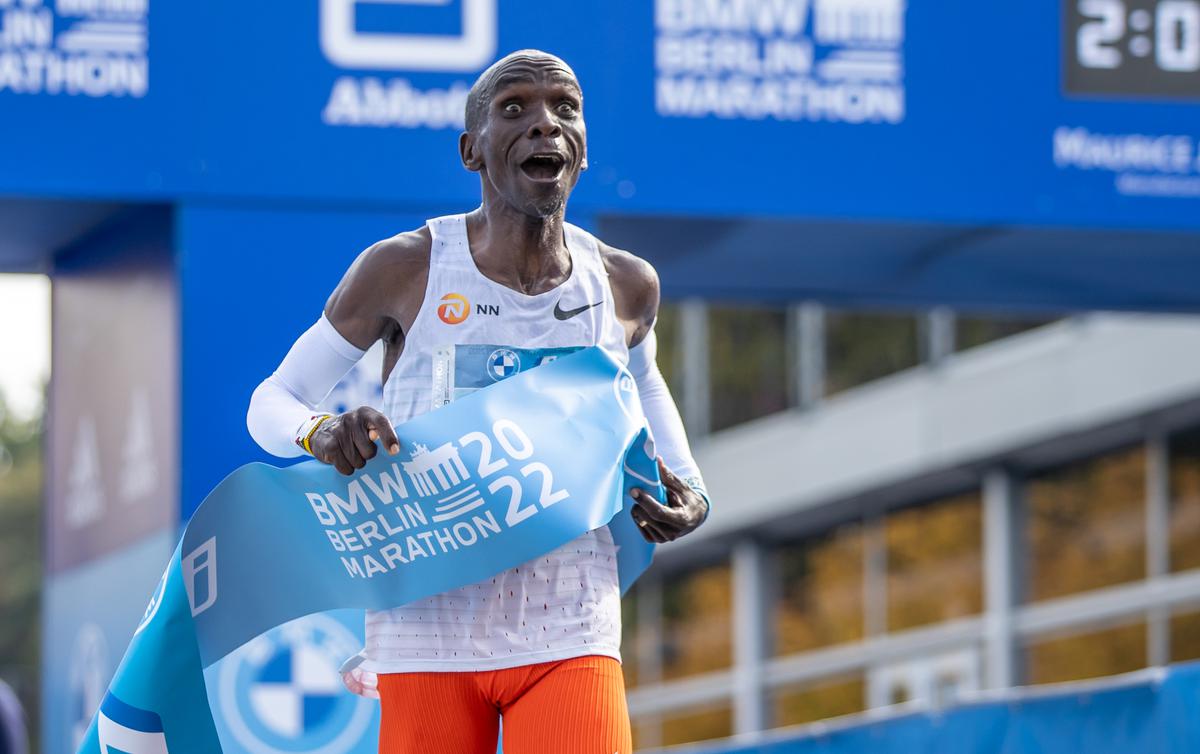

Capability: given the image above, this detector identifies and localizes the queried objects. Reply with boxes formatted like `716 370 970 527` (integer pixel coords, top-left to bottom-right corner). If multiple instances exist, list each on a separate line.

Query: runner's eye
557 101 577 116
503 102 522 115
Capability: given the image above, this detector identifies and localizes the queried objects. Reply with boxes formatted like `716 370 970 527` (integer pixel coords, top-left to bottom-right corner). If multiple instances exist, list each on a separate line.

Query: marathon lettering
654 0 907 125
304 418 572 579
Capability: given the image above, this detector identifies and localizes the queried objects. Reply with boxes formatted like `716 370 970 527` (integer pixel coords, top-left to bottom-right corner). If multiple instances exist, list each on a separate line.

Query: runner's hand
629 458 710 544
310 406 400 476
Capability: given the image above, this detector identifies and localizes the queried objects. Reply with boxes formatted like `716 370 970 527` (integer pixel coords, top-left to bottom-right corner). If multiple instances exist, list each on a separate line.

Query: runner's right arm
246 314 369 459
246 232 429 474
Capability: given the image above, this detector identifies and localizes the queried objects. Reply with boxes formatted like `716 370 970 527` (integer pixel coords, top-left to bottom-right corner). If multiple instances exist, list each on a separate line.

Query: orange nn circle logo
437 293 470 325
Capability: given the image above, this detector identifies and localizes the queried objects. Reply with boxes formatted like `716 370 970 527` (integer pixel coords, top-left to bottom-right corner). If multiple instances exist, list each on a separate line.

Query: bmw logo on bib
214 614 374 754
487 349 521 381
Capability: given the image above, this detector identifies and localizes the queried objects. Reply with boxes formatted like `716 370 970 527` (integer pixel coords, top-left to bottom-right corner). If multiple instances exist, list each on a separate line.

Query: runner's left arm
627 329 711 543
628 329 709 506
602 245 711 542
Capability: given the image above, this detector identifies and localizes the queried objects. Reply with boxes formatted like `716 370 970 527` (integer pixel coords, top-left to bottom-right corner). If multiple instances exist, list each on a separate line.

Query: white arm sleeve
628 329 709 508
247 314 367 458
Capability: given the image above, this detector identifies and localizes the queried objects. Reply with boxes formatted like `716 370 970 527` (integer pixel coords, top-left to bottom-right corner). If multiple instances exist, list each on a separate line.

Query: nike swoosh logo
553 299 602 320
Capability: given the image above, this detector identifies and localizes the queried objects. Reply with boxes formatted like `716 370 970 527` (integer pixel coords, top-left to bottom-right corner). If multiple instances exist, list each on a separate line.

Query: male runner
247 50 710 753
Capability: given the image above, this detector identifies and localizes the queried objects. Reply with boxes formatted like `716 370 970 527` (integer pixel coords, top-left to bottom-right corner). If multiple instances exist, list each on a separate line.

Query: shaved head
464 49 580 134
458 48 588 218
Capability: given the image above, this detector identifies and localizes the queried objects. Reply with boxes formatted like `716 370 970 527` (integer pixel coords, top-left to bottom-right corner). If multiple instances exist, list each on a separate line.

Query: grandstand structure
621 308 1200 748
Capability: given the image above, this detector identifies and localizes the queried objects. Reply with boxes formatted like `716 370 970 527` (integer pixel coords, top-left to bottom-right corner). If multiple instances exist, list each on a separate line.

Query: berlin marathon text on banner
654 0 907 124
75 346 664 753
0 0 149 97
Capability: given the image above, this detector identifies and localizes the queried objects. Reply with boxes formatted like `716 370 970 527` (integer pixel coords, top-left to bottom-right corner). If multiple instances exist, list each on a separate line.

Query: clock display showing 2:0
1065 0 1200 98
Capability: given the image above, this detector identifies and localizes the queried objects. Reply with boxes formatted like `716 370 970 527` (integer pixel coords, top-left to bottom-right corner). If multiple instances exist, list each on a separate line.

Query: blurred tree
956 314 1054 351
1168 428 1200 573
773 674 864 727
660 703 732 747
0 389 42 753
825 310 919 396
654 302 682 397
708 305 788 431
886 492 983 631
1025 621 1147 685
661 561 732 681
1025 446 1146 602
774 522 865 656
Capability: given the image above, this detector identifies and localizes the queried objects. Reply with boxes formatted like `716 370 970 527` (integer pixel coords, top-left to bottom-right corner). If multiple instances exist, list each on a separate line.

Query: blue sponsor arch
0 0 1196 228
1 0 1198 310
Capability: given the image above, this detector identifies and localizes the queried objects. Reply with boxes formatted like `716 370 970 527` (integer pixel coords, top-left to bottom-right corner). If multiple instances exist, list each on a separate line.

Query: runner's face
477 59 586 218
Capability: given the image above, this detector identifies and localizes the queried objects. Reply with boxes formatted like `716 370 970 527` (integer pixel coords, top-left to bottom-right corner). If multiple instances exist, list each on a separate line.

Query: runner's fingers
349 417 377 462
630 507 649 541
656 460 695 509
337 426 366 470
632 507 670 543
657 458 686 497
663 485 683 508
652 518 681 542
633 491 687 526
325 447 354 476
366 410 401 455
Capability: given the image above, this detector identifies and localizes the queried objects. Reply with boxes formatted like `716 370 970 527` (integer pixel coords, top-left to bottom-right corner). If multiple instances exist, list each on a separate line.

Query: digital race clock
1065 0 1200 98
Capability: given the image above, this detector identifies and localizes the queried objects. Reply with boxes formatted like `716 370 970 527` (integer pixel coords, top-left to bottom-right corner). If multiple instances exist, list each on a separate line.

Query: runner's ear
460 131 483 172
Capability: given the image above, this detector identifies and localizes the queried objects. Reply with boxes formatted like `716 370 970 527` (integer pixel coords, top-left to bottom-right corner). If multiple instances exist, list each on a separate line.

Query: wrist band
294 413 333 456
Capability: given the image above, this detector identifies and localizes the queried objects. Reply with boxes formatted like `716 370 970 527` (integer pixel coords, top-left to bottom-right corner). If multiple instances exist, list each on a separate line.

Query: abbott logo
320 0 497 72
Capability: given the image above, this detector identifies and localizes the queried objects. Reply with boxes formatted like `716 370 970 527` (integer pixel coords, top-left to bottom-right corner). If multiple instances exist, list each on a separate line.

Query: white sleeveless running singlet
360 213 629 674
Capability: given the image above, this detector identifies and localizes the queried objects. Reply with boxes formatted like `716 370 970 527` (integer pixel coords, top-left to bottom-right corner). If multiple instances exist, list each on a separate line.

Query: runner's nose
526 104 562 140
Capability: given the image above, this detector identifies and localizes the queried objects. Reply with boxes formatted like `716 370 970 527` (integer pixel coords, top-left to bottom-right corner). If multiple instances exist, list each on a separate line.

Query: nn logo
437 293 470 325
437 293 499 324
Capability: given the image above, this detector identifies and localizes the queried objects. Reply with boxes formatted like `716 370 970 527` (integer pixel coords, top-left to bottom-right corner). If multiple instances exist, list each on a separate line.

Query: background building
1 0 1200 752
622 308 1200 749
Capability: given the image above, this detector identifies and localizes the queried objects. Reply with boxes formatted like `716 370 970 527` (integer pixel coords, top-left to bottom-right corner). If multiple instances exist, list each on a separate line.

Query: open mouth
520 153 566 182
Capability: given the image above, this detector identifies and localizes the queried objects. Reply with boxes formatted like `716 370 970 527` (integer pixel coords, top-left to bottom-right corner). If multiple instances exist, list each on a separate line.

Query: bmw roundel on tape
214 615 374 754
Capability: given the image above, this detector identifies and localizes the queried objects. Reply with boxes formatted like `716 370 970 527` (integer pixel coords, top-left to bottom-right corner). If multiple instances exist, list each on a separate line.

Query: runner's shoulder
333 227 429 294
597 240 660 326
325 225 432 326
356 226 433 281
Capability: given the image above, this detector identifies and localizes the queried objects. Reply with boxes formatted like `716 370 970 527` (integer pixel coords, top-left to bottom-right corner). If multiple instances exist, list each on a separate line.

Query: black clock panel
1065 0 1200 99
